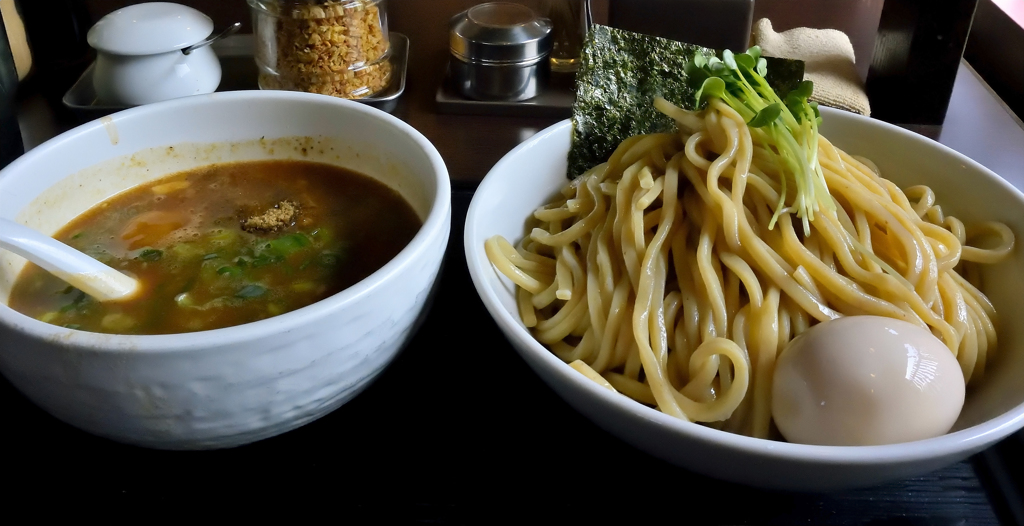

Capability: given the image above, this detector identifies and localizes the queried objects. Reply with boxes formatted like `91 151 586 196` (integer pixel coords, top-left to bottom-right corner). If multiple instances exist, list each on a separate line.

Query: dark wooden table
7 1 1023 522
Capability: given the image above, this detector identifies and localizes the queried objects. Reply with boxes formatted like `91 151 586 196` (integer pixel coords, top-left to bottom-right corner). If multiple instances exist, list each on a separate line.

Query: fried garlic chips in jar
485 97 1014 439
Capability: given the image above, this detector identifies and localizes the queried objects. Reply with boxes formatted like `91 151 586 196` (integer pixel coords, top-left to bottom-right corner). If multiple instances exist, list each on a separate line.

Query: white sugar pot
87 2 233 106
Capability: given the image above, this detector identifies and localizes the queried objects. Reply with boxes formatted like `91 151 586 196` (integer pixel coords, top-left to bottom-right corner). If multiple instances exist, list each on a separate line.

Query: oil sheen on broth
8 160 422 334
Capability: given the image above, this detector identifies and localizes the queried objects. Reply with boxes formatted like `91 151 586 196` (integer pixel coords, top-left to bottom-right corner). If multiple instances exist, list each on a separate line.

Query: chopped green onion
236 284 268 299
59 290 91 313
267 233 311 256
137 248 163 261
318 253 339 266
101 313 136 332
175 292 195 307
217 266 243 277
252 254 284 268
291 281 316 292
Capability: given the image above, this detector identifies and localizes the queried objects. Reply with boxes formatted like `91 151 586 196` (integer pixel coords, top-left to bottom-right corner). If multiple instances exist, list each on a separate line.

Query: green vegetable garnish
235 284 268 299
318 252 340 267
137 248 163 261
567 26 805 180
217 265 243 277
687 46 832 234
251 254 285 268
266 233 311 256
59 289 92 314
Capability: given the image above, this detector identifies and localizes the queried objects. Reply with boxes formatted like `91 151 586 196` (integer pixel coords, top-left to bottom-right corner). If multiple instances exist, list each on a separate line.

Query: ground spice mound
242 200 300 233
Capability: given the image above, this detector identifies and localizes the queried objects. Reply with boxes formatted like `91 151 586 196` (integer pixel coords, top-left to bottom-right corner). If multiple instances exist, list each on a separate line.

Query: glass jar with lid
249 0 391 99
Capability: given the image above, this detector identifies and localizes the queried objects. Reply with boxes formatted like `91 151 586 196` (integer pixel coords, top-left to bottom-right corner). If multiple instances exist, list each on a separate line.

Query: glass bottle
540 0 588 73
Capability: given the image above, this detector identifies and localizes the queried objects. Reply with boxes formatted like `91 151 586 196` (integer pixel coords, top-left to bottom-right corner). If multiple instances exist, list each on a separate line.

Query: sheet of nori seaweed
567 25 805 179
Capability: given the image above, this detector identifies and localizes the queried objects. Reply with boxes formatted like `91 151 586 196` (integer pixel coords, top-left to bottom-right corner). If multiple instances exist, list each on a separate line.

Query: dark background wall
964 0 1024 119
16 0 1019 122
67 0 888 80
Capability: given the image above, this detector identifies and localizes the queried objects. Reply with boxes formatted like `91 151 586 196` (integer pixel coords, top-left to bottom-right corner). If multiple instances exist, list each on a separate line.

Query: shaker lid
87 2 214 55
450 2 553 64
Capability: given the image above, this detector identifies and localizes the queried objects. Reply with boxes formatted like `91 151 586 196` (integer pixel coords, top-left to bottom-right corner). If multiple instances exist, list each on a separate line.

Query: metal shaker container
449 2 553 102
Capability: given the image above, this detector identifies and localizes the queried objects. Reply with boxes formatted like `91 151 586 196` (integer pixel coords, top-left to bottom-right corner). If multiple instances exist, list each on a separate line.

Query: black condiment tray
63 33 409 117
434 65 575 118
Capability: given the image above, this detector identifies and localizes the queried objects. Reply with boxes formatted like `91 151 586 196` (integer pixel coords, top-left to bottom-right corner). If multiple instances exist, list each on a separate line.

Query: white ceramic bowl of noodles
0 90 451 449
464 108 1024 491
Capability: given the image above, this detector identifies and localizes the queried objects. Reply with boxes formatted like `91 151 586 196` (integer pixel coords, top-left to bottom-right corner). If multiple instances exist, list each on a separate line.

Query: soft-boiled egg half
772 315 965 446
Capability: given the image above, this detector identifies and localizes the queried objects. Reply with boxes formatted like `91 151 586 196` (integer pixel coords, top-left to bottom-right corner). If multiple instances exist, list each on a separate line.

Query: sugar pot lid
450 2 553 64
87 2 214 55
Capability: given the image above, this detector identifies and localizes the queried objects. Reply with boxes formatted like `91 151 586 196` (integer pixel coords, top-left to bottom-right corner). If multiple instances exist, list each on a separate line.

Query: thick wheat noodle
485 98 1014 436
750 286 782 438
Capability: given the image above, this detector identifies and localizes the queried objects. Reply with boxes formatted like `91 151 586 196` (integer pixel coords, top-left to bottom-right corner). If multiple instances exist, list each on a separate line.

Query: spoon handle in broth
0 218 138 302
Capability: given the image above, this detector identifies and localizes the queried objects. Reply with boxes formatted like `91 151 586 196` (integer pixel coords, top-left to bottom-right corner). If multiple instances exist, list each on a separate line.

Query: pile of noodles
486 98 1015 439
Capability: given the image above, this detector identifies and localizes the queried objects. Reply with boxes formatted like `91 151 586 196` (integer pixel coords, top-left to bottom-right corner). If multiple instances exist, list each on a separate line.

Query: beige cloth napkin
752 18 871 116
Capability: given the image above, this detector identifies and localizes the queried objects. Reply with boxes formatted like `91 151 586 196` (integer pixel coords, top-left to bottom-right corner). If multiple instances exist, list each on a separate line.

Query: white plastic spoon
0 217 139 302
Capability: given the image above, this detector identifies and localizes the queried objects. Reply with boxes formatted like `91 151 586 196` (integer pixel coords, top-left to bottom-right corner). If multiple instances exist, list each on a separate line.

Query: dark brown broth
8 160 422 334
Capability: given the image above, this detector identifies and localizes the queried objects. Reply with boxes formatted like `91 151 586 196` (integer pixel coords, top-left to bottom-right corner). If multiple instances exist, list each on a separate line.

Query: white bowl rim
464 112 1024 466
0 90 451 352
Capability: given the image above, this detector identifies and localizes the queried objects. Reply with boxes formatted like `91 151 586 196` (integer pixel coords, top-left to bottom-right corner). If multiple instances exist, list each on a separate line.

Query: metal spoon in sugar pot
181 22 242 55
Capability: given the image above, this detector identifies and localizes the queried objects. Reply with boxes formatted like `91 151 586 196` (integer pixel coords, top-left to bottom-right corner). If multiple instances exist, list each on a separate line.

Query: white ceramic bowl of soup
464 108 1024 491
0 90 451 449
